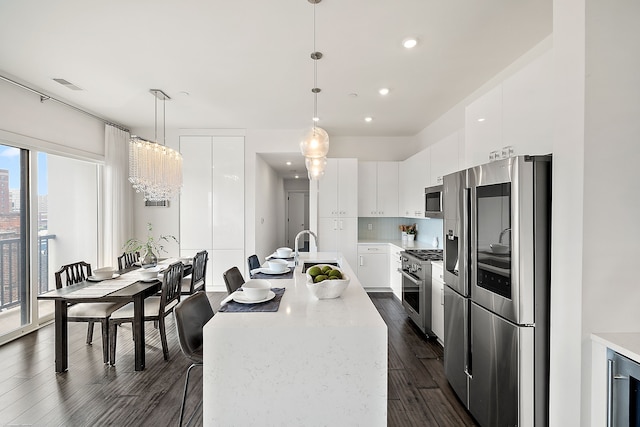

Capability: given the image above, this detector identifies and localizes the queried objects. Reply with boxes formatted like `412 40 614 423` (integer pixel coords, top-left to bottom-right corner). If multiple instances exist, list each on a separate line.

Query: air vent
144 200 170 207
53 78 83 91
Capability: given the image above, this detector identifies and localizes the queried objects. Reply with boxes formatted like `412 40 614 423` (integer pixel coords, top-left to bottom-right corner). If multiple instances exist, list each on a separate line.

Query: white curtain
102 125 133 267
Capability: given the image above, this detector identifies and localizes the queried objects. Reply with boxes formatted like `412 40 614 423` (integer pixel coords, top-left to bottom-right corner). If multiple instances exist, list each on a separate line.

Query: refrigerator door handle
464 300 472 378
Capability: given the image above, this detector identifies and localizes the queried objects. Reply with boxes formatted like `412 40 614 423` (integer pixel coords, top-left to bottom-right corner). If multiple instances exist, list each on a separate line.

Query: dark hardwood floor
0 292 476 426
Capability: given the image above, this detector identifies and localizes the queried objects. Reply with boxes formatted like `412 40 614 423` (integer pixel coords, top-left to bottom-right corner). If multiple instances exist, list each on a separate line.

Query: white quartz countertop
206 252 385 330
358 238 439 250
202 251 388 426
592 332 640 362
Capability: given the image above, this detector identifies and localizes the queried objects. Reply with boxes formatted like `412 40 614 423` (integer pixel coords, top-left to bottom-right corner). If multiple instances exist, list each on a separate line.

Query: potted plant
123 223 178 268
400 224 417 242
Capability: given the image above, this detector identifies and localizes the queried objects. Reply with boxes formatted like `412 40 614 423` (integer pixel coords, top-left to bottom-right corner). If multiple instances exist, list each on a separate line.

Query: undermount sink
301 261 339 273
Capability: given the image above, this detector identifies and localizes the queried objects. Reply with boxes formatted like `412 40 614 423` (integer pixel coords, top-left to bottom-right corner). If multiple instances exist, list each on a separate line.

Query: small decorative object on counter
399 224 417 242
433 236 439 248
123 222 178 269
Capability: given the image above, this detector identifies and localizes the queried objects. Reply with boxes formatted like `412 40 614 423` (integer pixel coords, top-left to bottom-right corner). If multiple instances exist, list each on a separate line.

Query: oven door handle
400 270 423 286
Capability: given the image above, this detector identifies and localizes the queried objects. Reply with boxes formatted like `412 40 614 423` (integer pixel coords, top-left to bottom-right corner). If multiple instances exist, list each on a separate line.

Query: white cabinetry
464 51 553 168
317 159 358 268
431 262 445 346
180 135 244 291
358 161 399 217
389 244 403 301
399 148 430 218
430 132 461 186
319 158 358 218
357 244 389 290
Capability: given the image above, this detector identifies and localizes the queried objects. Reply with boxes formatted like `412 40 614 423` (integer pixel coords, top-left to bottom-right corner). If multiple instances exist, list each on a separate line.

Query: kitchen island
202 252 388 426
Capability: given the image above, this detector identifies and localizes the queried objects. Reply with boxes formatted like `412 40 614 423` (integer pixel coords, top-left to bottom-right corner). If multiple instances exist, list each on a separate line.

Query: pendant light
129 89 183 201
300 0 329 179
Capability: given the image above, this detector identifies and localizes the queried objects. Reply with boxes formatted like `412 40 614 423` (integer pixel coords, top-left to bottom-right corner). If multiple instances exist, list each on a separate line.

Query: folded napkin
218 288 285 313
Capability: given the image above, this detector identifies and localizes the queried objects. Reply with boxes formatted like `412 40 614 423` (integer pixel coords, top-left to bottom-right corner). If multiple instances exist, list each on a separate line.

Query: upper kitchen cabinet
501 51 553 157
318 158 358 218
180 135 244 291
430 131 461 186
399 148 430 218
465 84 503 167
358 161 399 217
464 51 553 167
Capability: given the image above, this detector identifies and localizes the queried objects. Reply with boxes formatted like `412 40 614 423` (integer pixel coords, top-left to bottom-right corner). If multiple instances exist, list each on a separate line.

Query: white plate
232 290 275 304
267 253 293 260
259 267 291 275
87 273 120 282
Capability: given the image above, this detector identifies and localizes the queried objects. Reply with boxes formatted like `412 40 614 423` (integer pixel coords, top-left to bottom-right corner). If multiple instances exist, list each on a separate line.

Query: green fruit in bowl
328 270 342 279
314 274 328 283
308 266 322 277
321 265 332 274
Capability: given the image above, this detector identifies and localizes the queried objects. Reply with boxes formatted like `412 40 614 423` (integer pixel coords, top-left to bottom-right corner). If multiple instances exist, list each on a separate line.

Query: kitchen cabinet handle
368 247 379 251
339 220 344 230
440 285 444 305
333 220 337 230
359 256 364 266
607 358 613 427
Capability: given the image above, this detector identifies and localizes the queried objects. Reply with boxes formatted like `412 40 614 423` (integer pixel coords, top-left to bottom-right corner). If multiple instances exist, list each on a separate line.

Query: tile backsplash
358 217 444 248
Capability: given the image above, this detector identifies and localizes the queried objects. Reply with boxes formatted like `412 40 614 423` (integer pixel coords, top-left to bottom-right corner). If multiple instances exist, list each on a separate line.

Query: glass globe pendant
300 126 329 158
305 156 327 180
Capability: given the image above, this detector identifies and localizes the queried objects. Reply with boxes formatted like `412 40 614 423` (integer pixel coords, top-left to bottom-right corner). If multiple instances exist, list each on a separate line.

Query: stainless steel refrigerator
443 155 551 427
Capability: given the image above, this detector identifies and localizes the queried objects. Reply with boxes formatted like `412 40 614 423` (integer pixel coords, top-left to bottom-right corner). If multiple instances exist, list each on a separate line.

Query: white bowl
490 243 510 254
275 247 292 258
267 259 288 272
242 279 271 301
305 265 350 299
93 267 116 280
139 267 160 280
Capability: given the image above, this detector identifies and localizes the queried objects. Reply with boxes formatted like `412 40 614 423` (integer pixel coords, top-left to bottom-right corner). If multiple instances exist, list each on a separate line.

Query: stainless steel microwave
425 185 443 218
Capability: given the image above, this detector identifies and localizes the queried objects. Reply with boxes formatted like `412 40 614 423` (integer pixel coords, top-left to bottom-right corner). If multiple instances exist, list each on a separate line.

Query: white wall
254 154 284 266
329 136 419 161
582 1 640 425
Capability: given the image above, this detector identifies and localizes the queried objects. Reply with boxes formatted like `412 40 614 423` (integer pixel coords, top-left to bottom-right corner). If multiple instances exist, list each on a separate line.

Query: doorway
286 191 309 250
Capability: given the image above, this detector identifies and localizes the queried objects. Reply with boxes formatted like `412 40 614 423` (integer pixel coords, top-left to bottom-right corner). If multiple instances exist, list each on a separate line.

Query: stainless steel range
400 249 443 336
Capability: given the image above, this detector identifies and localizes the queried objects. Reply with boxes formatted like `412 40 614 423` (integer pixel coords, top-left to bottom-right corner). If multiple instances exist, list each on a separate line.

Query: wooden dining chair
222 266 245 294
117 251 139 270
108 261 184 365
54 261 125 363
181 250 208 295
174 292 214 426
247 254 260 272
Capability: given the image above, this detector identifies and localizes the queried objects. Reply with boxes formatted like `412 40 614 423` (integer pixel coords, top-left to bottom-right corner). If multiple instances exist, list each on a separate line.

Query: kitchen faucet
294 230 318 266
499 227 511 244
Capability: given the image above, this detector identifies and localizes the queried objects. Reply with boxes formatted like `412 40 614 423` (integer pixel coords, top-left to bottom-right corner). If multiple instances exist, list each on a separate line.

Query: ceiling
0 0 552 177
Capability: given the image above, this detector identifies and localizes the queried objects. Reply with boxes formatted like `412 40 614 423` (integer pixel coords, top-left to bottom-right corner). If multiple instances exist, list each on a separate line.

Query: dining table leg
132 292 145 371
54 300 68 373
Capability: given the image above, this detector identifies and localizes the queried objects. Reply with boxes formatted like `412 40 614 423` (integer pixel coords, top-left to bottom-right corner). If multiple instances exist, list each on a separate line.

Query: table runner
218 288 285 313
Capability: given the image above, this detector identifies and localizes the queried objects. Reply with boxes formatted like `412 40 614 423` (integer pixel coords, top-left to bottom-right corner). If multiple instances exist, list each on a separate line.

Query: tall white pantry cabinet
179 135 245 291
316 158 358 269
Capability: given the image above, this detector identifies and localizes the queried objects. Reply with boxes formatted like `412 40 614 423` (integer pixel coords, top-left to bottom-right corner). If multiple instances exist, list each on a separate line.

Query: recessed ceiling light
403 38 418 49
365 117 373 123
286 161 292 166
294 175 299 179
477 118 486 122
348 93 358 98
379 88 389 96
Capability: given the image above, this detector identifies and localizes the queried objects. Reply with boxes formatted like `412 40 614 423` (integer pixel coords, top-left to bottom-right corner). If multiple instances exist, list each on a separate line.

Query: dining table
38 259 192 373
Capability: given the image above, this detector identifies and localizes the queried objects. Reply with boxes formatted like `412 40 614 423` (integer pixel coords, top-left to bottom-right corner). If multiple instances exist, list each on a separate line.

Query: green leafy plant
123 223 178 255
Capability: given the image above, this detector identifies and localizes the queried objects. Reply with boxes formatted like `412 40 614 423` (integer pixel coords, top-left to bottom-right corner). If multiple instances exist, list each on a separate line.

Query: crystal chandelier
129 89 183 201
300 0 329 180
